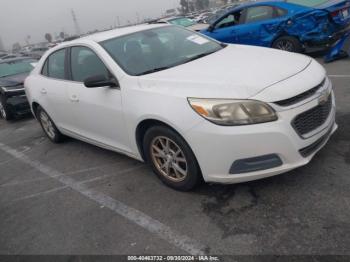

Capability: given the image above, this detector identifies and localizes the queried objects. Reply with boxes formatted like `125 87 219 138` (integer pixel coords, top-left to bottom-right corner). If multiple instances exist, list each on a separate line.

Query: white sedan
25 24 337 191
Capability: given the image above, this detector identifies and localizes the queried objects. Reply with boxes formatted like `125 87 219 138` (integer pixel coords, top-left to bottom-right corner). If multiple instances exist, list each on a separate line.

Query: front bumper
184 91 337 184
6 95 31 116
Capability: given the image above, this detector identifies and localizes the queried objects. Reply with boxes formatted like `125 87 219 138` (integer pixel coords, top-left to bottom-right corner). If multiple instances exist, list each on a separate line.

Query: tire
0 94 14 121
272 36 302 53
36 106 64 143
143 125 202 191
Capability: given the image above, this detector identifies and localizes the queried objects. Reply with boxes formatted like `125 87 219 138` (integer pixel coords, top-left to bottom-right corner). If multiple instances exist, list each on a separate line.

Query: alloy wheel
150 136 188 182
275 40 294 52
40 111 56 139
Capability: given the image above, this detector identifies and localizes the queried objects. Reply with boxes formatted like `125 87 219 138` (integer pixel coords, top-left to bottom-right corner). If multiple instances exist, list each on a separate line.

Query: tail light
331 7 350 17
331 10 340 17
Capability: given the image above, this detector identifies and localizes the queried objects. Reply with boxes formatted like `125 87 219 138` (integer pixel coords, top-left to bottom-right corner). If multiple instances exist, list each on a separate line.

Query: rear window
286 0 329 7
42 49 66 80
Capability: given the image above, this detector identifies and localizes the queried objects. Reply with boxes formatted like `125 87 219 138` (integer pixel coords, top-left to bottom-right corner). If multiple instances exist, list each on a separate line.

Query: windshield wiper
136 49 222 76
136 66 171 76
181 49 220 64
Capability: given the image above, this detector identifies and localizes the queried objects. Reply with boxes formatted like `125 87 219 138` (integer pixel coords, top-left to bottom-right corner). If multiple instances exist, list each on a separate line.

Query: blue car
201 0 350 52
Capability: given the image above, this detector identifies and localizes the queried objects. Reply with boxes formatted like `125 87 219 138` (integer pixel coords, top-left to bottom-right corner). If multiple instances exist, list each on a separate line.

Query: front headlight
188 98 278 126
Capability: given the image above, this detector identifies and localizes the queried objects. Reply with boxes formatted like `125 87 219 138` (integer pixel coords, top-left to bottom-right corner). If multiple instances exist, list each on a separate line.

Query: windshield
0 59 36 78
286 0 329 7
101 26 223 76
168 17 196 27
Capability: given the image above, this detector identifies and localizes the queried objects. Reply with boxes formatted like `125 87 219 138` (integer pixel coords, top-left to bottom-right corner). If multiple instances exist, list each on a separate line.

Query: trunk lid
317 0 350 26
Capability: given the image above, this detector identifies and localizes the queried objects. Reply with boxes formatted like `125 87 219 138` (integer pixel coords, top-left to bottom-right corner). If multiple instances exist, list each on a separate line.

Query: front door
66 46 130 153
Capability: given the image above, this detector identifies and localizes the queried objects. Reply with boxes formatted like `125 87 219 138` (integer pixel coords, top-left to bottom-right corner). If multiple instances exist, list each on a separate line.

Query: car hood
137 44 312 99
0 73 28 87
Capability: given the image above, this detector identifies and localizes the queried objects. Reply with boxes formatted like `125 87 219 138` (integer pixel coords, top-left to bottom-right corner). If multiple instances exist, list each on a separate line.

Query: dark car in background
0 53 21 61
201 0 350 53
29 47 49 59
0 57 36 120
0 52 9 59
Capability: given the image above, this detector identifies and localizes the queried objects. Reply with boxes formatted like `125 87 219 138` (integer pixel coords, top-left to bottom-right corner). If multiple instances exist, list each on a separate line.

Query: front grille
292 94 332 136
299 124 334 157
275 79 325 107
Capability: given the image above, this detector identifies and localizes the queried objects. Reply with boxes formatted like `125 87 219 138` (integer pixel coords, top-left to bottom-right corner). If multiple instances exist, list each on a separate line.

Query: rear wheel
272 36 302 53
143 126 202 191
0 95 13 121
37 106 64 143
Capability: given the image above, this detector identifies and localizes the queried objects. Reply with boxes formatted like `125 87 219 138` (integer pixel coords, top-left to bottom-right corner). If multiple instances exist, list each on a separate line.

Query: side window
215 11 243 29
71 46 109 82
244 6 275 24
46 49 66 79
275 7 287 17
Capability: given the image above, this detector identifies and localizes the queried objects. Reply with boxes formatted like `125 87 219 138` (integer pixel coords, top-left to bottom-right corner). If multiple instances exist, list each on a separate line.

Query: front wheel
272 36 302 53
143 126 202 191
37 106 64 143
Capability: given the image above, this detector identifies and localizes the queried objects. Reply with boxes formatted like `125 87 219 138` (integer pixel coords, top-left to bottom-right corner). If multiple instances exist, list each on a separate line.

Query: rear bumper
329 24 350 43
304 24 350 50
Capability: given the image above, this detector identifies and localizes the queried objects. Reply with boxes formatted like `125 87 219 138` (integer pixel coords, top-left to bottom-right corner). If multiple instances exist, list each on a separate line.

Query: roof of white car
78 23 167 43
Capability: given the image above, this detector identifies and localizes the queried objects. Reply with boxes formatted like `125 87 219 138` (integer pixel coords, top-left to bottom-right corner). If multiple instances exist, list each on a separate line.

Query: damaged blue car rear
201 0 350 53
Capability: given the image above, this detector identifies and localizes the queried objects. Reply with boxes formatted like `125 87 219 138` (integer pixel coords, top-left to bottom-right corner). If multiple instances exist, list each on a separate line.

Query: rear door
39 48 72 130
236 5 287 47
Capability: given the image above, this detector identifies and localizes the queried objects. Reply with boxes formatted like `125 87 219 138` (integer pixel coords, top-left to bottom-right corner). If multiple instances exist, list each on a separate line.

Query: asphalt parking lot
0 57 349 256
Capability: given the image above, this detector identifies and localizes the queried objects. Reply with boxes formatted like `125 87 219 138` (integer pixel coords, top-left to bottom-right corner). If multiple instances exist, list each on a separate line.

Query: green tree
180 0 189 13
45 33 53 43
195 0 210 10
12 42 21 53
221 0 229 5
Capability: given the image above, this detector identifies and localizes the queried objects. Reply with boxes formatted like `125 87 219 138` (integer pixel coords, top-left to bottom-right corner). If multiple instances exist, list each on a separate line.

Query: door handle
40 88 47 94
70 94 79 102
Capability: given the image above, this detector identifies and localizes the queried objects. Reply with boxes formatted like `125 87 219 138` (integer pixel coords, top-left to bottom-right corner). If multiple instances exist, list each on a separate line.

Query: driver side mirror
84 74 119 88
208 25 215 32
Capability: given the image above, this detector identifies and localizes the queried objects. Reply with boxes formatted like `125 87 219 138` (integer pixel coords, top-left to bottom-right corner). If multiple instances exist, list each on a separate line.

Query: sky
0 0 180 50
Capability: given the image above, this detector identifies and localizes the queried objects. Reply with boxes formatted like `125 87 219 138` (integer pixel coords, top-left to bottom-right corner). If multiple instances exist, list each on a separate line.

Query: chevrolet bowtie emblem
318 89 331 106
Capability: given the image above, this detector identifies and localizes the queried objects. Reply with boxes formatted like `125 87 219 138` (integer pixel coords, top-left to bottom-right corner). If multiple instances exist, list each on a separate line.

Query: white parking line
5 166 145 203
1 163 143 188
328 75 350 78
9 186 68 204
0 143 206 255
0 158 15 166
